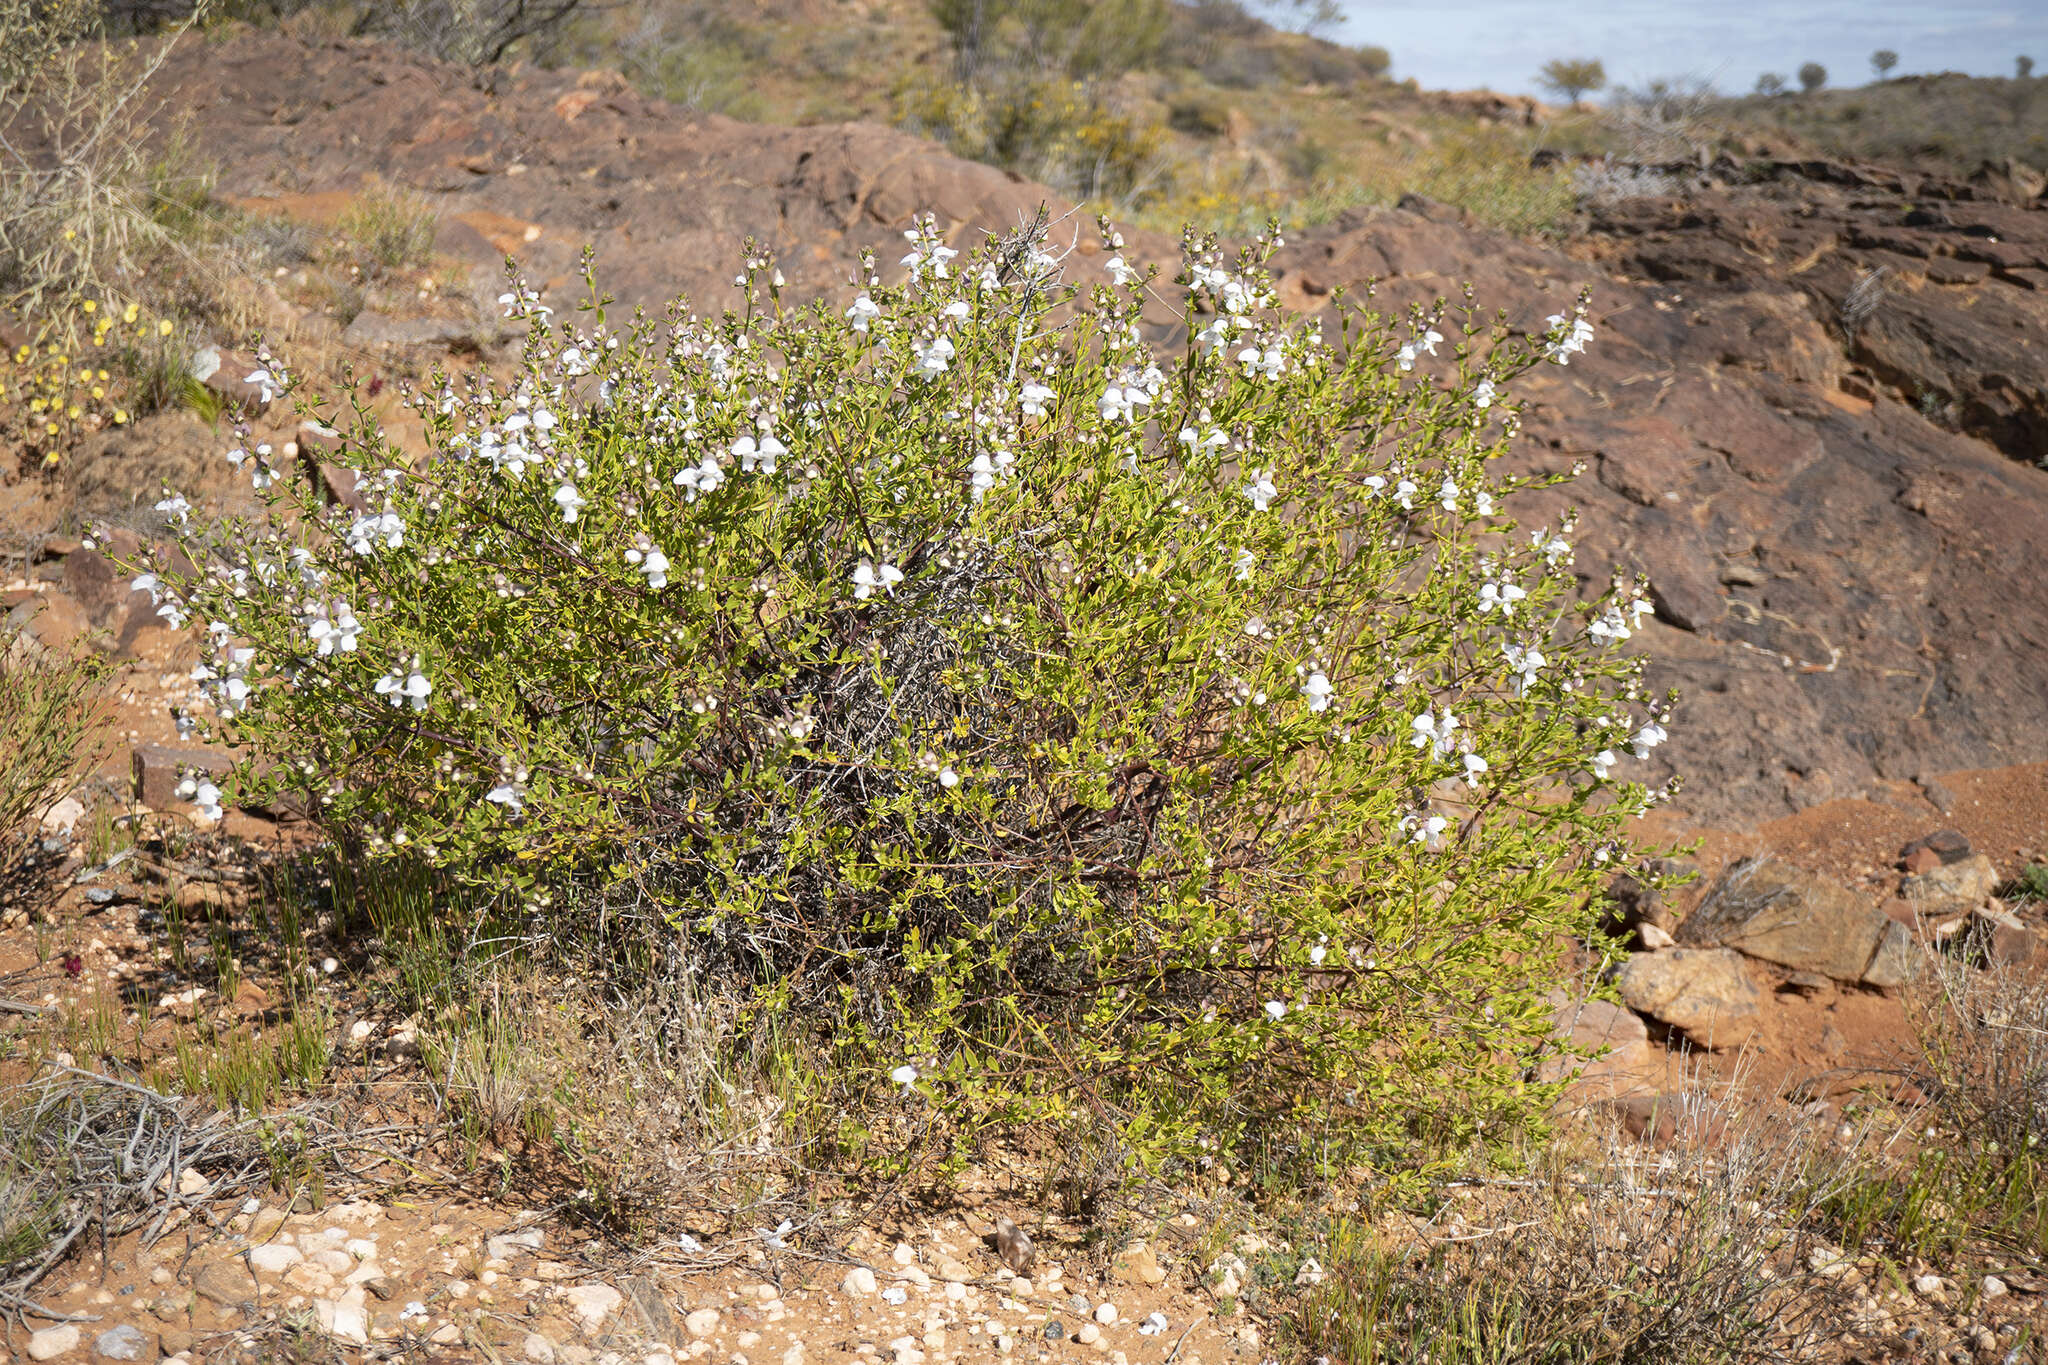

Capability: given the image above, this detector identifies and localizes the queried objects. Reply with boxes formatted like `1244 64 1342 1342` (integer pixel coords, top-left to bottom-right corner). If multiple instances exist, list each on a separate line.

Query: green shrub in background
137 215 1674 1194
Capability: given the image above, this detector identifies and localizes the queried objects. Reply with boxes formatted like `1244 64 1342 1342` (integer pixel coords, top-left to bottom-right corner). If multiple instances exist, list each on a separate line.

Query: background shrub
142 218 1673 1194
0 613 108 882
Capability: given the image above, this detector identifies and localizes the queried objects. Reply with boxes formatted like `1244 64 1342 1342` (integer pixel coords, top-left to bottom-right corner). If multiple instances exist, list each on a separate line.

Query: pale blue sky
1329 1 2048 97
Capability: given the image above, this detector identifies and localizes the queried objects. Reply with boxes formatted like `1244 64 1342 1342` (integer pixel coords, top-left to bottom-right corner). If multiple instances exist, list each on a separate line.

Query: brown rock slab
133 744 234 811
1605 1094 1679 1145
1861 919 1920 989
1616 948 1760 1043
191 1259 252 1308
1966 905 2036 966
1111 1242 1164 1287
1678 858 1899 984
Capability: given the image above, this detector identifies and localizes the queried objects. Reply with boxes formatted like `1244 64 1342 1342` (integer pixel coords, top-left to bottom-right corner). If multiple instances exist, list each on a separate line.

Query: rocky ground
7 25 2048 1365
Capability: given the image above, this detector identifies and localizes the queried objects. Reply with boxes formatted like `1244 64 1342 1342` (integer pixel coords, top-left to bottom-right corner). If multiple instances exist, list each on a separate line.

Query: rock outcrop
112 34 2048 825
1677 857 1917 987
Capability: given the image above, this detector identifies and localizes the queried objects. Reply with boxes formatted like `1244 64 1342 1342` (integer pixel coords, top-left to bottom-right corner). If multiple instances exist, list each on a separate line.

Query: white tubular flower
1473 378 1497 409
1394 479 1418 510
553 482 588 523
1104 254 1138 286
941 299 970 320
1243 468 1278 512
1178 416 1227 455
1475 490 1495 517
1409 708 1459 759
1263 1000 1287 1021
154 494 191 524
177 777 223 823
1631 721 1669 759
851 558 903 600
1590 748 1618 780
1195 317 1233 352
900 237 958 280
1237 344 1284 380
1438 478 1460 511
734 434 785 474
1303 670 1335 712
1461 753 1489 787
914 334 955 378
1138 1314 1169 1337
846 293 880 332
1503 643 1546 695
1588 606 1632 644
344 511 404 556
1405 811 1450 845
1099 383 1149 423
1544 311 1595 364
967 449 1014 502
1232 547 1255 582
890 1064 918 1094
1020 380 1055 416
1477 580 1527 616
484 781 525 814
375 656 432 712
626 546 670 589
306 600 362 657
244 368 277 404
674 454 725 500
1396 343 1418 372
1533 527 1574 564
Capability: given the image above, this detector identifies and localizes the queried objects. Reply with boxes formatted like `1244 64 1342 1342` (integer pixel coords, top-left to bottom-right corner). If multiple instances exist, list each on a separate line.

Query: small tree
1797 62 1827 94
2020 55 2036 81
1537 57 1607 109
1259 0 1342 39
1754 72 1786 96
1870 50 1897 80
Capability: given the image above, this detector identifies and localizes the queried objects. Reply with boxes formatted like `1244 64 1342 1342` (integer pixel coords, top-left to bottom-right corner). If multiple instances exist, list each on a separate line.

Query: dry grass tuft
1291 1089 1856 1363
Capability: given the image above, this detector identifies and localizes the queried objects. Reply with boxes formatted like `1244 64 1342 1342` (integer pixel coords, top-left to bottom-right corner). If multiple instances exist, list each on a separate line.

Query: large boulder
1677 858 1914 986
1615 948 1760 1043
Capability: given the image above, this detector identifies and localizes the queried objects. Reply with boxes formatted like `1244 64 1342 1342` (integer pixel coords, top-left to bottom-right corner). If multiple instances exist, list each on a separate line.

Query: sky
1328 0 2048 98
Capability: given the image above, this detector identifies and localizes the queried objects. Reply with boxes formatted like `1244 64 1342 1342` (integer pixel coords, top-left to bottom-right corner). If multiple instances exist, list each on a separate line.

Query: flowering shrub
136 215 1674 1186
1 298 165 469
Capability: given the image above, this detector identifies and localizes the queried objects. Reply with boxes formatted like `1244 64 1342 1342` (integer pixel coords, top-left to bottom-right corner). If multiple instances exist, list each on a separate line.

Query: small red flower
60 953 84 979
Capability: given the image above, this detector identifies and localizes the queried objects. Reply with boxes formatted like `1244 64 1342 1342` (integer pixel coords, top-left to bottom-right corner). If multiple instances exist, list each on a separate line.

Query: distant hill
1710 71 2048 174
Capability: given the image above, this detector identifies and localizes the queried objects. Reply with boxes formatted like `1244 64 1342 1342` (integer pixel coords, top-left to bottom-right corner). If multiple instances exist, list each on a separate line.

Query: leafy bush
1798 62 1827 94
1169 90 1236 137
139 217 1674 1191
1142 126 1578 241
895 75 1168 205
334 186 437 272
0 613 108 872
0 0 217 320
